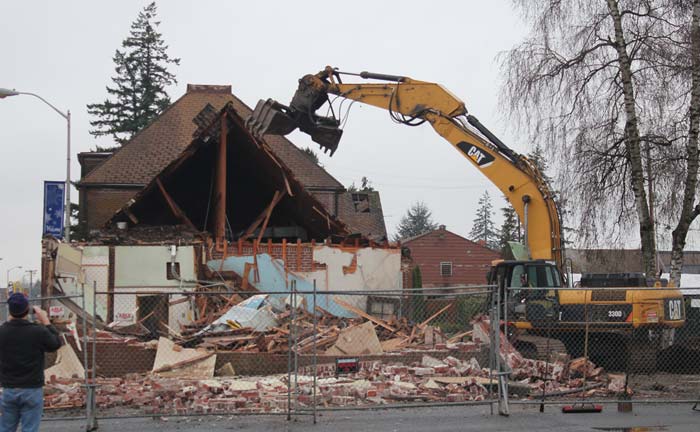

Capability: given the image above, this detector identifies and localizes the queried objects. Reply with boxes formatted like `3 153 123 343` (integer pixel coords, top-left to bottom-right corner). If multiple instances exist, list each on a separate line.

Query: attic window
440 262 453 277
352 193 371 213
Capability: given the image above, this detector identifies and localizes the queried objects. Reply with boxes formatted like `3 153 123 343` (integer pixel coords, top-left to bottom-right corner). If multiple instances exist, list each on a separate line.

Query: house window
166 262 181 280
440 262 453 277
367 296 400 320
352 193 371 213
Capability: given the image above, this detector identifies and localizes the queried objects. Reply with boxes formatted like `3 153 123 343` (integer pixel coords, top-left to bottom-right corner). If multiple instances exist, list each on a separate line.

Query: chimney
439 224 446 231
186 84 232 94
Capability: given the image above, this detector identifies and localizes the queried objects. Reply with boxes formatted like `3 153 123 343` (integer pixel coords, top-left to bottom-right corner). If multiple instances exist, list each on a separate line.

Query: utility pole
25 269 38 297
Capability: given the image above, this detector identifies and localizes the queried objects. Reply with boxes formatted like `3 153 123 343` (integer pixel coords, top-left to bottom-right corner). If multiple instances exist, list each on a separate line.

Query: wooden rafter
155 178 197 230
240 190 286 240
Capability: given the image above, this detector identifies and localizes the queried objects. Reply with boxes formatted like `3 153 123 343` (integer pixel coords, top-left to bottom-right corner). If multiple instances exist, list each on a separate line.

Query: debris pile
41 348 628 414
171 294 469 354
35 294 639 413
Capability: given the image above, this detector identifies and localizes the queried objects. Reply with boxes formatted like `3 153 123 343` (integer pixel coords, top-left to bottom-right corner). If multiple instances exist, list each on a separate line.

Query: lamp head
0 88 19 99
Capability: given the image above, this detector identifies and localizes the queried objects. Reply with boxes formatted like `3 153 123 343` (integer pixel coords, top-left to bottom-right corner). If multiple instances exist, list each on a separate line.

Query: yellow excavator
246 66 685 371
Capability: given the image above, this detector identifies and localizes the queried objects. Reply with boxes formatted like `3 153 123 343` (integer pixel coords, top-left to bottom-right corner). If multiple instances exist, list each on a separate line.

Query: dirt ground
628 373 700 400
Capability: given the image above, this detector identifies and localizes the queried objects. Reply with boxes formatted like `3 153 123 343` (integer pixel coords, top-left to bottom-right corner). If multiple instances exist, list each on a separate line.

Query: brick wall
78 152 112 178
212 240 327 272
403 228 500 287
81 188 139 230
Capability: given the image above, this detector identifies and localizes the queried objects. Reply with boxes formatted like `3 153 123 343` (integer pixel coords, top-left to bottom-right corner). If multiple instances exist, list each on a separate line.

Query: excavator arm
247 67 563 267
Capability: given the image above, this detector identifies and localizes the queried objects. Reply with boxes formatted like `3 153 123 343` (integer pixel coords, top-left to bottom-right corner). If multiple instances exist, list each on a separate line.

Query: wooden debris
216 362 236 377
419 304 453 329
326 322 383 356
333 297 397 332
45 343 85 383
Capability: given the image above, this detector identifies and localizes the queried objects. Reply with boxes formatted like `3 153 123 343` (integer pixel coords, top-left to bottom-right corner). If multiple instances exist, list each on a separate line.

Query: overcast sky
3 1 692 286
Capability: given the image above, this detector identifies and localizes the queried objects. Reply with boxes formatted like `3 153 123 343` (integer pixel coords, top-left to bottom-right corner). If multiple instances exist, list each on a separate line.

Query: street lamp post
0 88 71 242
25 269 37 294
6 265 23 291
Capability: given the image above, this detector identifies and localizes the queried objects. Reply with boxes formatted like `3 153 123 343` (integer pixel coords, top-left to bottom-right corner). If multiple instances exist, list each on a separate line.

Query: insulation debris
44 343 85 384
152 337 216 379
200 294 282 334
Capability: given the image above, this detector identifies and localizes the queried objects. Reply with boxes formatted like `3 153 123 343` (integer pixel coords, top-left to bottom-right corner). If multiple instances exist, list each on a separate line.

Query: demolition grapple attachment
245 73 343 156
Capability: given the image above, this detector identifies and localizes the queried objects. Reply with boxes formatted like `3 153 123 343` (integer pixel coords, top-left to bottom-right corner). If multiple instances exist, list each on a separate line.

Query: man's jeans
0 387 43 432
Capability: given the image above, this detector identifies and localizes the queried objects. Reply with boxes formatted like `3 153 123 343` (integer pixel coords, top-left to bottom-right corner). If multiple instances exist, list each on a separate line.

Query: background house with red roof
402 225 500 288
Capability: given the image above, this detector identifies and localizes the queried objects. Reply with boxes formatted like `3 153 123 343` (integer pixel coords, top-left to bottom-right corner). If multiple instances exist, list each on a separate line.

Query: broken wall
207 244 401 317
113 245 197 328
52 245 109 320
48 244 198 328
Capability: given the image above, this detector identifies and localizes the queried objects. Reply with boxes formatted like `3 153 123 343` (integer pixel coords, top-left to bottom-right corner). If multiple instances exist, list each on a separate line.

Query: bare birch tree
501 0 700 284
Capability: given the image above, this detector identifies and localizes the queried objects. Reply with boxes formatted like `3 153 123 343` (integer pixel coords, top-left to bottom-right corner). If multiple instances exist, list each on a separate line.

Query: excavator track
626 339 657 373
513 334 568 361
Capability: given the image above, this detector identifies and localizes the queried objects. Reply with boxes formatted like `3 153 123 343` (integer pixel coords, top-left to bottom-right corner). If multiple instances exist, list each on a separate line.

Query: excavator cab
488 260 563 325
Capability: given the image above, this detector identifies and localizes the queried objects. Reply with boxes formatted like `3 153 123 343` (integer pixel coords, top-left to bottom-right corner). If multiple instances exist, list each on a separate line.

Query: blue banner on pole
43 181 65 238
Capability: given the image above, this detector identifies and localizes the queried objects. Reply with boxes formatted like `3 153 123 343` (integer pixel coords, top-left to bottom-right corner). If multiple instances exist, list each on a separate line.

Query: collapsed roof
108 103 354 242
79 84 387 241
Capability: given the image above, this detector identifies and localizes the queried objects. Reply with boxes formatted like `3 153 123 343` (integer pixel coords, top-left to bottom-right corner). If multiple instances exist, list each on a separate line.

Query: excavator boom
247 66 564 266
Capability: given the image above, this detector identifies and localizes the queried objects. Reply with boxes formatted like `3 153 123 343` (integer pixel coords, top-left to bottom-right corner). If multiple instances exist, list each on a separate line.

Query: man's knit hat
8 292 29 317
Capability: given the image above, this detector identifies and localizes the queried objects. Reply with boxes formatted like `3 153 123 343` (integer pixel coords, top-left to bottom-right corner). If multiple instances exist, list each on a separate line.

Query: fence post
488 286 496 415
312 279 317 424
85 281 98 431
494 283 509 416
292 281 299 418
501 285 510 414
81 283 91 430
286 280 294 421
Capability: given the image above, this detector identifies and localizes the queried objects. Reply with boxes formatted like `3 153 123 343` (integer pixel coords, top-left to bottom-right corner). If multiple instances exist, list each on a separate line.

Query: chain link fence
4 284 700 428
83 286 497 422
501 286 700 409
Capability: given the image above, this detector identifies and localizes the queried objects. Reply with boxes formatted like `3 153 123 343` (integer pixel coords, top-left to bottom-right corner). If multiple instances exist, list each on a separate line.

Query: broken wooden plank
156 177 197 230
380 337 408 352
255 190 282 245
447 330 472 344
333 297 397 333
123 207 139 224
241 190 286 240
152 337 216 378
419 303 453 329
169 296 190 306
325 321 383 355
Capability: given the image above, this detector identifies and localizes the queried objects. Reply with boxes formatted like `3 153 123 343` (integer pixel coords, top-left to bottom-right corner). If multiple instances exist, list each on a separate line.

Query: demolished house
43 84 401 332
35 85 637 414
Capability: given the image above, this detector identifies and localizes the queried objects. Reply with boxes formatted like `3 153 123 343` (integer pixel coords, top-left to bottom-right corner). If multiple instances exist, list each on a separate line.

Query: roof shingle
79 84 344 190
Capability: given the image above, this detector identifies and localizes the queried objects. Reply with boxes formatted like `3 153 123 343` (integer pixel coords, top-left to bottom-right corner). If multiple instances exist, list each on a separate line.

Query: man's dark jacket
0 319 62 388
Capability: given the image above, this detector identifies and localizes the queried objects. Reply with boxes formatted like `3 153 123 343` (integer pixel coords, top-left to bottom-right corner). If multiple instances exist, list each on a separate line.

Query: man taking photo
0 293 62 432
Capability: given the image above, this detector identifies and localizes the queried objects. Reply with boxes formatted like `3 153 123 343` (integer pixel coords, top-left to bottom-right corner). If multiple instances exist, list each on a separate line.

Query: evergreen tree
499 200 520 250
469 191 499 250
411 266 425 322
87 2 180 145
526 143 550 182
301 147 321 166
394 201 438 241
527 144 574 247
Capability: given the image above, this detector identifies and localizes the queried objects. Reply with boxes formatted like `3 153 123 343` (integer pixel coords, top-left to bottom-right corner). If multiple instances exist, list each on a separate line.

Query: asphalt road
41 403 700 431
